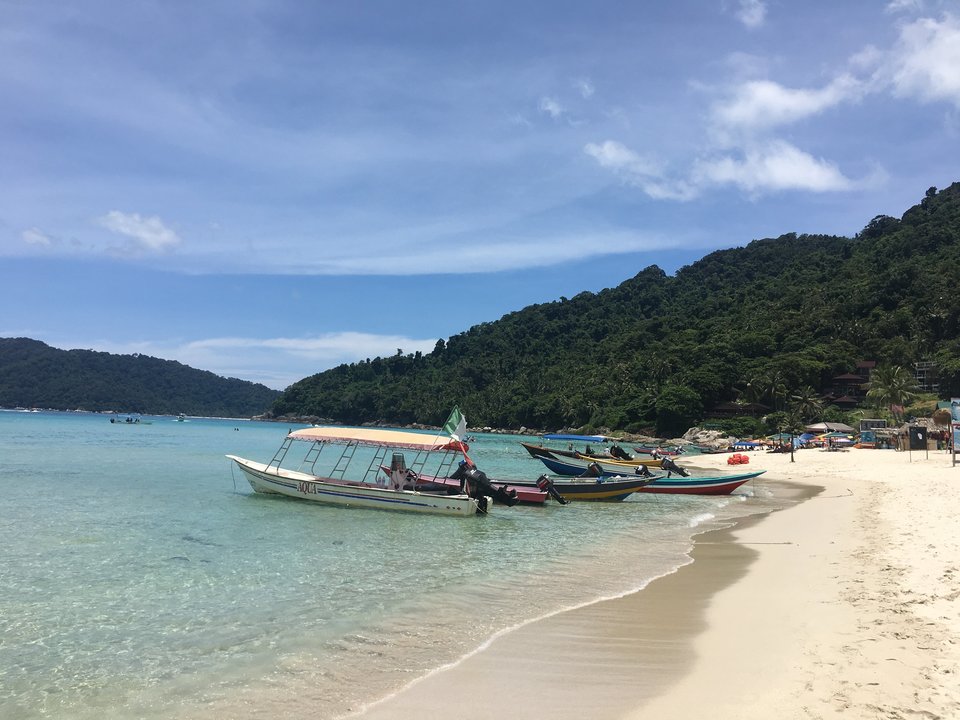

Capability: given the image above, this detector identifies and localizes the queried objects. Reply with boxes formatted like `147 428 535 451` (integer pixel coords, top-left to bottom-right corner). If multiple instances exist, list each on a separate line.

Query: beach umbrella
805 422 856 433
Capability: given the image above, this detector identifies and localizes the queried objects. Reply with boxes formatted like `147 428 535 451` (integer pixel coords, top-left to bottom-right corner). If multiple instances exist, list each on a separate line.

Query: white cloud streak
736 0 768 29
574 78 595 98
584 141 696 200
538 96 565 119
885 0 924 14
22 227 51 246
693 141 855 194
79 332 444 390
712 75 864 133
99 211 181 252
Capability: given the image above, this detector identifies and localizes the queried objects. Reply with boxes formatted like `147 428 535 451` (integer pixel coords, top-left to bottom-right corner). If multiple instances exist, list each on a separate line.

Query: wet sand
353 448 960 720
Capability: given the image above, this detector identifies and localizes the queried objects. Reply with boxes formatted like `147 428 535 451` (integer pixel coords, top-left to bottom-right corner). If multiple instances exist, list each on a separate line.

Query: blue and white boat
228 426 517 516
530 452 764 495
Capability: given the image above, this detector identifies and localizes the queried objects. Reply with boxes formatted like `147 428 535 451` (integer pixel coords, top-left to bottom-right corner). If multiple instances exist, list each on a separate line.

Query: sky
2 0 959 390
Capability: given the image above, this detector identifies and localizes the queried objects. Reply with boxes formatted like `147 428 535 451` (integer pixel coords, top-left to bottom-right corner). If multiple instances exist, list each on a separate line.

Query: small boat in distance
109 415 151 425
176 413 186 422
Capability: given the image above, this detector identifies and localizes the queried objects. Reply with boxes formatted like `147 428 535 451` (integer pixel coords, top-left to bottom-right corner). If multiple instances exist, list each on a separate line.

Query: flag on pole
442 406 467 440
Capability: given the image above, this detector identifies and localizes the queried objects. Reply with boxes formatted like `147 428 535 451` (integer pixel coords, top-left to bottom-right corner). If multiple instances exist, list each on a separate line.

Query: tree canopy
0 338 279 417
269 183 960 434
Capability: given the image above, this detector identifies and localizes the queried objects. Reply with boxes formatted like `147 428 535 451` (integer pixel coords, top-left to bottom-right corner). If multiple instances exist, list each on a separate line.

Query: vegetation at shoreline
271 183 960 435
0 338 279 417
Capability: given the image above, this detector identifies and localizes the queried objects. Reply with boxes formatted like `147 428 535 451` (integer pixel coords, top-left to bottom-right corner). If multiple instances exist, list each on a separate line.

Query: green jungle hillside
270 183 960 436
0 338 280 417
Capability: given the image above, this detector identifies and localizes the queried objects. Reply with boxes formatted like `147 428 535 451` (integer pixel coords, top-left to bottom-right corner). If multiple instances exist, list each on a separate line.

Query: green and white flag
442 406 467 441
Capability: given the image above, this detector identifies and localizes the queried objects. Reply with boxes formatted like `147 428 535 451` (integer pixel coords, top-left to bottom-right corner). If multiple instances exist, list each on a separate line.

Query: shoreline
353 449 960 720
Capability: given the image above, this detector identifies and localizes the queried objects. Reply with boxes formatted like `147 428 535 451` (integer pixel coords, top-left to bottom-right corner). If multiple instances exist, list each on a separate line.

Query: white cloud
574 78 595 98
712 75 864 132
693 140 855 194
736 0 767 29
538 96 565 119
584 140 697 200
886 14 960 107
885 0 924 14
77 332 444 390
22 227 51 246
99 211 181 252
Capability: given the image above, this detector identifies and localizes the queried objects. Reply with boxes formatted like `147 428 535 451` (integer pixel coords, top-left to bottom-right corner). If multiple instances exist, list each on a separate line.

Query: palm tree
864 365 920 423
790 385 824 424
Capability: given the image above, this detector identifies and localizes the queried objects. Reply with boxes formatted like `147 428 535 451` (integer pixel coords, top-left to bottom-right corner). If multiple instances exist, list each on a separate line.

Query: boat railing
268 437 294 470
327 441 357 480
266 430 472 488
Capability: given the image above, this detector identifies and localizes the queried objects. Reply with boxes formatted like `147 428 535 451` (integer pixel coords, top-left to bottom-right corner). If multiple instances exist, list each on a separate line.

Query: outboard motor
451 462 520 507
610 444 632 460
660 457 689 477
578 462 604 478
535 474 569 505
388 453 408 489
635 464 653 477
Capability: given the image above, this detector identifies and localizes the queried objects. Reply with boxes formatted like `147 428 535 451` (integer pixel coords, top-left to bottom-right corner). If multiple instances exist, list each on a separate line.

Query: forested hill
0 338 279 417
271 183 960 435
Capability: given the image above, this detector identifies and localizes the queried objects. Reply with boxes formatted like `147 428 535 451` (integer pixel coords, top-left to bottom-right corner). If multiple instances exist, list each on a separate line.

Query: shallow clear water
0 411 787 719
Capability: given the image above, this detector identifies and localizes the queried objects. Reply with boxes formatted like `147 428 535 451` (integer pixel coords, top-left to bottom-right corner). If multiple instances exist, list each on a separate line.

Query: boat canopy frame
266 427 464 485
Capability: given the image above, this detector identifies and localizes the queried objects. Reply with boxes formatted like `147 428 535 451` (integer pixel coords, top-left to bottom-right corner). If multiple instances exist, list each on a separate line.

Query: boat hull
520 442 663 469
637 471 764 495
227 456 484 516
499 475 655 502
410 474 547 505
530 454 763 495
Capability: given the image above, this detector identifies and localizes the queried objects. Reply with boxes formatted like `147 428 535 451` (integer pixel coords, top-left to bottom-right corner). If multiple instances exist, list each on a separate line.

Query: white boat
227 424 512 517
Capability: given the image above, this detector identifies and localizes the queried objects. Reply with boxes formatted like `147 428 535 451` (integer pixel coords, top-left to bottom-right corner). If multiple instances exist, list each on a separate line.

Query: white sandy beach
355 447 960 720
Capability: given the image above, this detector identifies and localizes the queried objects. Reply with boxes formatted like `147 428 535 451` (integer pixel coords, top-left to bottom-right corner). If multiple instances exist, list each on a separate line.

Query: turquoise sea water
0 410 788 719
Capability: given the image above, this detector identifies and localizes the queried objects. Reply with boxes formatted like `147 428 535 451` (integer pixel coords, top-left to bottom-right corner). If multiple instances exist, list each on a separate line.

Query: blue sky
2 0 959 390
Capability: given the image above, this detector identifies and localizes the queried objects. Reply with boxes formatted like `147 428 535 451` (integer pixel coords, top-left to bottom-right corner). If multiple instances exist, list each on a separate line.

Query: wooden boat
502 473 656 502
633 445 683 456
529 450 672 476
519 442 664 468
528 452 762 495
635 470 764 495
227 425 518 517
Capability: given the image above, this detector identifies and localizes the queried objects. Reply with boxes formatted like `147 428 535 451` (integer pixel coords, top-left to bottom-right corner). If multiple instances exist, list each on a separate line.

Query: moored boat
527 451 763 495
227 420 518 516
530 451 677 477
520 441 664 468
380 466 549 505
636 470 764 495
505 473 656 501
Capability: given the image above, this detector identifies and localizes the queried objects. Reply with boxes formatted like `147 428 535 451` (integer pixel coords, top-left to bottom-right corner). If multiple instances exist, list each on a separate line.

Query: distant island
0 338 279 418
